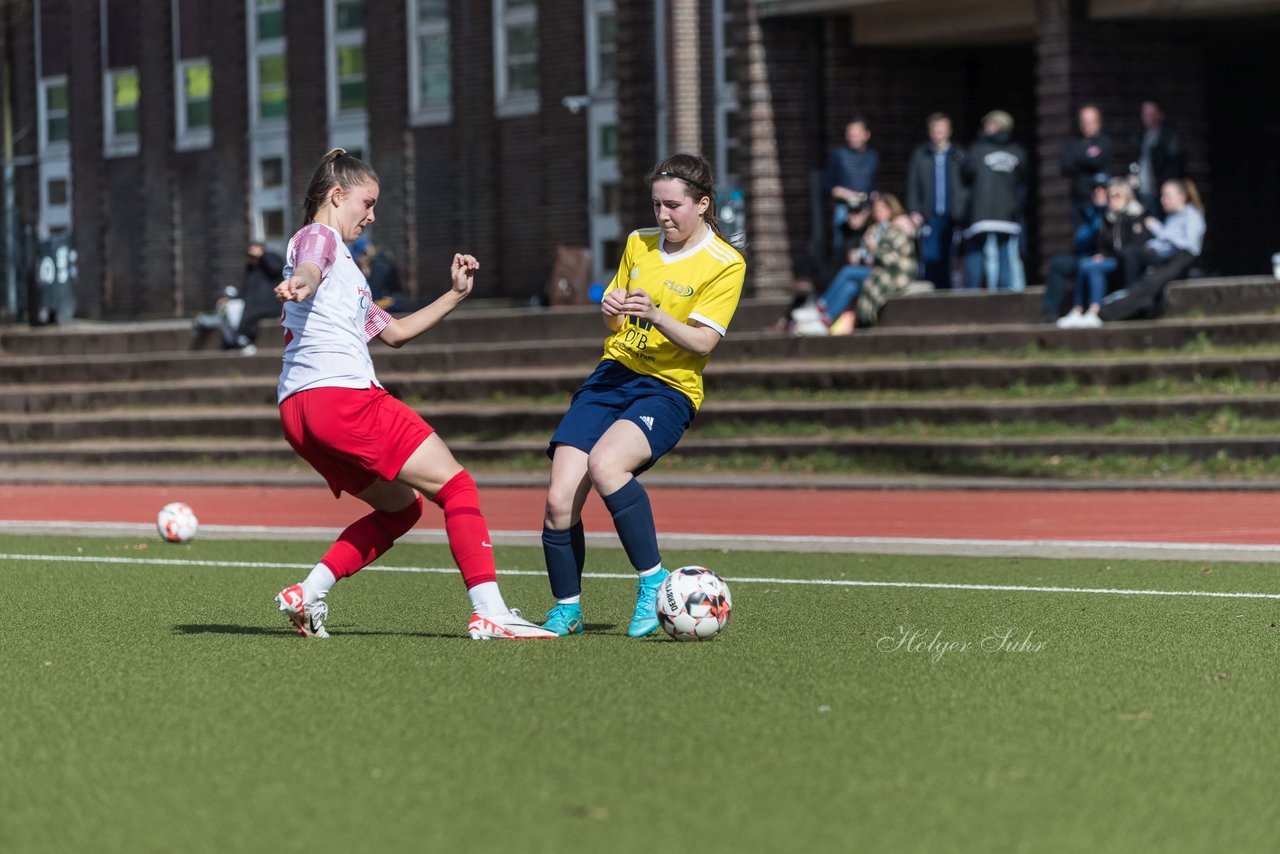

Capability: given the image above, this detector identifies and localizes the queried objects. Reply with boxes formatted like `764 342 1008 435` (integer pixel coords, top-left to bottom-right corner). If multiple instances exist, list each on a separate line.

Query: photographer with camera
822 117 879 262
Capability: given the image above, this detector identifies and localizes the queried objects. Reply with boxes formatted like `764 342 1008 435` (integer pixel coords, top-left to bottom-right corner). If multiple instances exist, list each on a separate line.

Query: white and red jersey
277 223 394 404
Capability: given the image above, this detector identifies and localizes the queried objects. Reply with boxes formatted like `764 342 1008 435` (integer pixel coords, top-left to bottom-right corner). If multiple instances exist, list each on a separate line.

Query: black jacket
1060 133 1113 204
905 142 967 220
961 131 1029 226
1136 125 1185 190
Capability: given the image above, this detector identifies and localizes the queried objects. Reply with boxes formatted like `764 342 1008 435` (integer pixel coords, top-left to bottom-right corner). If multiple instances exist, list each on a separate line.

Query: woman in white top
272 148 553 640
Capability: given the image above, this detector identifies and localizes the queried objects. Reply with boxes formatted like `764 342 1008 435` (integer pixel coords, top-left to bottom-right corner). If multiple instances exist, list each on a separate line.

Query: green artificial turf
2 535 1279 853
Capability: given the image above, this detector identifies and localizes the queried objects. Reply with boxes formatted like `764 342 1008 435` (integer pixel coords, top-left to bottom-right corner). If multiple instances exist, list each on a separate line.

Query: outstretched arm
275 262 324 302
376 254 479 348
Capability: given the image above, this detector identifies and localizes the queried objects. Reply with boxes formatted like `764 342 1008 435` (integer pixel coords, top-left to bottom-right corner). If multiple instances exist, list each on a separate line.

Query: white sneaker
1077 311 1103 328
1055 308 1083 329
468 609 557 640
276 584 329 638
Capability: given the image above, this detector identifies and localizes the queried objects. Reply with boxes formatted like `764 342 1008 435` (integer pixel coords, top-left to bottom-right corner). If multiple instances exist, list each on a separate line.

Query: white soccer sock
468 581 508 617
300 563 337 605
637 564 663 578
556 595 581 605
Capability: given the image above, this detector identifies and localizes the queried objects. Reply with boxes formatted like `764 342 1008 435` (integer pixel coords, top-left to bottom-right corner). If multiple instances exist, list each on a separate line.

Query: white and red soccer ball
156 502 199 544
656 566 732 641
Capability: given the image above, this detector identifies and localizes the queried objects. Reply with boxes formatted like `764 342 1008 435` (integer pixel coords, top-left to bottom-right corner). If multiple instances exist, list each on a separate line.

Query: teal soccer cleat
542 602 584 636
627 569 670 638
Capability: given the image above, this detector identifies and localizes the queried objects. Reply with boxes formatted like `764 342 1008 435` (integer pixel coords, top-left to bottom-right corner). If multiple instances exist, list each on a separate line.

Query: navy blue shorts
549 360 695 474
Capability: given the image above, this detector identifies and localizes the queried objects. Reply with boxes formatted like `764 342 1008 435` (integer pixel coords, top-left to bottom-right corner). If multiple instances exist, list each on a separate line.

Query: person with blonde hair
1058 178 1149 328
1099 178 1205 322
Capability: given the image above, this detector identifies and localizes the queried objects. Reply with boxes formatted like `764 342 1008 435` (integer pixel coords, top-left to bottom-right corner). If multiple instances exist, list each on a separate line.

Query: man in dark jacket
1060 104 1112 228
1134 100 1185 215
906 112 966 289
961 110 1029 290
235 242 284 351
822 117 879 260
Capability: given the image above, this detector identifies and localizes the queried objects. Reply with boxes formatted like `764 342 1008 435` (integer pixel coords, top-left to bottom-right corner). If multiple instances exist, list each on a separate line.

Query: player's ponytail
302 148 381 225
646 154 725 241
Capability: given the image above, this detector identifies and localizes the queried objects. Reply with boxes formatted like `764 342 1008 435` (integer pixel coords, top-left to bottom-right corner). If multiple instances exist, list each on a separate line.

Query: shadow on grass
171 624 468 640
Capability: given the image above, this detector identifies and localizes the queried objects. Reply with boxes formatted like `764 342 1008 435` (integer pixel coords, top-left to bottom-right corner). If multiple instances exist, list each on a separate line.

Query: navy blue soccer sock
543 524 582 600
601 478 662 573
569 520 585 584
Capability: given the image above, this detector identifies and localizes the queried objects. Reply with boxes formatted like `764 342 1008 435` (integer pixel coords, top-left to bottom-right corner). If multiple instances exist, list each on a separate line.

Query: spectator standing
961 110 1029 291
1132 100 1185 215
906 112 966 289
1060 105 1113 228
822 117 879 260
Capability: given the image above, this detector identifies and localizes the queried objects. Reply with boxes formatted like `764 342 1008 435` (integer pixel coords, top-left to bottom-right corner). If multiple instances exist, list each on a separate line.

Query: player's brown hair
646 153 724 240
302 148 380 225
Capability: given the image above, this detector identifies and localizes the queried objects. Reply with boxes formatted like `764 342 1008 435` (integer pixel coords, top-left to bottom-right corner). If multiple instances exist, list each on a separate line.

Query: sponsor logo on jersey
664 279 695 297
629 267 641 279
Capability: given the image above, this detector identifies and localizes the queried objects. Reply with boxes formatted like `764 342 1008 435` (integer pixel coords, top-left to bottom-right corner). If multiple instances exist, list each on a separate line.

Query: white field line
3 551 1279 601
5 519 1280 558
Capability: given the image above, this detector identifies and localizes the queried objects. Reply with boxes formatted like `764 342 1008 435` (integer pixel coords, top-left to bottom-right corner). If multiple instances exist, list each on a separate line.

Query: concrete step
6 313 1280 387
5 395 1280 442
5 434 1280 468
5 352 1280 415
1 275 1275 359
876 276 1280 327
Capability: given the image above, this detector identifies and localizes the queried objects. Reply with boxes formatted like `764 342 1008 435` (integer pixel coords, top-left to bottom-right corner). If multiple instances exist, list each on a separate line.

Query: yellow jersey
600 227 746 409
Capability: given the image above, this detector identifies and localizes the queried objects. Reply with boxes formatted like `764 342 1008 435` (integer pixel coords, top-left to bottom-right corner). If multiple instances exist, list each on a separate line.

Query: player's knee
586 451 630 494
380 493 424 538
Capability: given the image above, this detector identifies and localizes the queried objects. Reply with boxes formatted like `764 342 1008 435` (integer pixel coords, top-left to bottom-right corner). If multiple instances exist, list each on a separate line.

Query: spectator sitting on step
233 241 286 354
1058 179 1149 328
1099 178 1204 323
792 206 877 335
1040 178 1108 323
793 195 916 335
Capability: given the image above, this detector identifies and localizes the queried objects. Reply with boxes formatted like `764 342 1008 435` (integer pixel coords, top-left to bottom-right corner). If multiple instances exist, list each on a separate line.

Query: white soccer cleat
276 584 329 638
468 609 557 640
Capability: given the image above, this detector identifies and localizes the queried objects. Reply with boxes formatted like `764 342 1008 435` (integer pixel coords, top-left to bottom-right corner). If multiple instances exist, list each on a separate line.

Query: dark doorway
1204 17 1280 276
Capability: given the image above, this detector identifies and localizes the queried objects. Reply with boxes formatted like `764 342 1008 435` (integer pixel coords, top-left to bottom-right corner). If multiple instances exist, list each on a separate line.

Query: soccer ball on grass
656 566 732 641
157 502 199 544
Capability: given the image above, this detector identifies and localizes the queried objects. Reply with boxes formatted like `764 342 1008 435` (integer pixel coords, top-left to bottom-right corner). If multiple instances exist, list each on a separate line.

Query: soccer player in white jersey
272 148 553 640
539 154 746 637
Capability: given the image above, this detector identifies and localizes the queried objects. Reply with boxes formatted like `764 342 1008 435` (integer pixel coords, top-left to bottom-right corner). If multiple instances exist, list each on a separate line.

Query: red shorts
279 384 434 497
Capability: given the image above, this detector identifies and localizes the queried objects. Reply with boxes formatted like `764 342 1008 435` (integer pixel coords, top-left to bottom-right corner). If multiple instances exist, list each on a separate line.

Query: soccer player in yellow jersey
540 154 746 637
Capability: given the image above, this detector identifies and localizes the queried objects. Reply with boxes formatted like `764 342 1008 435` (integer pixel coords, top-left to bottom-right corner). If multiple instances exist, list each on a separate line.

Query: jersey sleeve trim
364 303 393 341
687 312 728 336
291 224 339 278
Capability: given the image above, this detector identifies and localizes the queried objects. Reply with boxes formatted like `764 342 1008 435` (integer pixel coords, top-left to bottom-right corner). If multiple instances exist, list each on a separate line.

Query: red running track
2 483 1279 544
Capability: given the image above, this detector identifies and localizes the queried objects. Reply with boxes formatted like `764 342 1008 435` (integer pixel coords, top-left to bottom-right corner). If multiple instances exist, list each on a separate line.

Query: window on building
250 0 287 127
331 0 366 116
410 0 451 123
39 77 69 149
174 0 213 148
249 0 290 250
590 3 616 92
494 0 538 116
104 68 140 154
176 59 213 145
257 0 284 40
